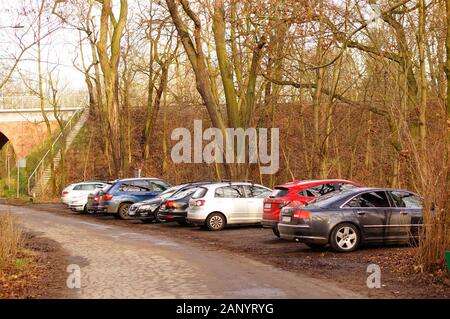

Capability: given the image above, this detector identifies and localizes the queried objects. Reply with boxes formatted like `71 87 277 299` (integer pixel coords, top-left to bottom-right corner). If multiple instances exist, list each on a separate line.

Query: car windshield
159 185 184 198
170 187 197 200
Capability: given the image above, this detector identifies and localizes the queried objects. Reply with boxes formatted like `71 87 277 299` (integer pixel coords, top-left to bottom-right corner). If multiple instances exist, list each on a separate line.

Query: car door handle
356 211 365 215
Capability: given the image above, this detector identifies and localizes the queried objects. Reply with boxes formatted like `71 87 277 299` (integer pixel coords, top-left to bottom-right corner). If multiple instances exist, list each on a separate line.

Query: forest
0 0 449 272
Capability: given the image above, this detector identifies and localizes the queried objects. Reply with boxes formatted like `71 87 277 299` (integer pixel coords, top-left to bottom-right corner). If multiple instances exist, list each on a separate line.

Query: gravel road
1 204 362 299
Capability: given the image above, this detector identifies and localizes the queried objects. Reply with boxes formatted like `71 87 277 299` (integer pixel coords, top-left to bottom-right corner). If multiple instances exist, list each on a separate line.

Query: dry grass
0 213 24 270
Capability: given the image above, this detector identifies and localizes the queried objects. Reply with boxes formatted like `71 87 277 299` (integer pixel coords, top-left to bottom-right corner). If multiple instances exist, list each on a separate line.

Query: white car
61 181 108 213
186 182 272 231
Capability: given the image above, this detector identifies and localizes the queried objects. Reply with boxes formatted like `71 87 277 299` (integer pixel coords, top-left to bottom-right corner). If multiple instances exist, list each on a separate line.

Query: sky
0 0 87 95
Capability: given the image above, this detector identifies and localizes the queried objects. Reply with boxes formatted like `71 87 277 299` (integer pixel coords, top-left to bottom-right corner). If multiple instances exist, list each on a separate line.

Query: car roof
275 179 361 189
200 182 268 188
72 180 107 185
112 177 161 183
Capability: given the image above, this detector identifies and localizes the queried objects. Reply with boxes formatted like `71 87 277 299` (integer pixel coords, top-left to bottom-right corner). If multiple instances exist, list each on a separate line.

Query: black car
127 184 187 222
128 181 214 223
157 186 205 225
278 187 423 252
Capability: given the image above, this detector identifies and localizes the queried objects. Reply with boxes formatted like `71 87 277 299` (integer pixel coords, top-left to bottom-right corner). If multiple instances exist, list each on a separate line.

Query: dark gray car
278 187 423 252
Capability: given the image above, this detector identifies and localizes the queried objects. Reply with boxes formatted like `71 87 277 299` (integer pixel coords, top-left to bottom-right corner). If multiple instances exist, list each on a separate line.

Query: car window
73 185 82 190
151 180 170 191
338 183 358 191
192 187 208 199
390 191 422 209
345 191 390 208
245 185 271 198
304 184 336 197
81 184 98 190
118 183 143 192
269 187 289 198
150 181 167 192
215 186 245 198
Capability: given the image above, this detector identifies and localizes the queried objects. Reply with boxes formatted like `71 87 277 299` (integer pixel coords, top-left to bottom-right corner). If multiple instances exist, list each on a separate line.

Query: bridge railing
0 92 87 110
27 105 87 196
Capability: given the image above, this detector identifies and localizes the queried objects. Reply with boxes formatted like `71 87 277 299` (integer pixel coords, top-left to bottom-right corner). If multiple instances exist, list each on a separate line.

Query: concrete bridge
0 94 86 159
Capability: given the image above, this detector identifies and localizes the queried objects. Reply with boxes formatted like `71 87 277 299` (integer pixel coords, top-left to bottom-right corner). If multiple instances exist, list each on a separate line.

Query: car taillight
94 195 100 202
165 201 177 208
103 194 113 200
194 200 205 207
62 191 69 195
293 210 311 220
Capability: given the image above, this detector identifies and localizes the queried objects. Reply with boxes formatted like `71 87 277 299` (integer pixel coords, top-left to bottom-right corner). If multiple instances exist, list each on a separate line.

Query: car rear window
269 187 289 198
192 187 208 199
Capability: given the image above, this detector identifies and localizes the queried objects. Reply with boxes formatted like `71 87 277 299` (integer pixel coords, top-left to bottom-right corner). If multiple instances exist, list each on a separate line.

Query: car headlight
139 205 153 211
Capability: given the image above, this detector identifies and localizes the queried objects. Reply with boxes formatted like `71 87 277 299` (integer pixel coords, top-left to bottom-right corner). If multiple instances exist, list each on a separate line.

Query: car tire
272 227 281 238
329 223 360 252
206 213 226 231
81 205 88 214
118 203 132 220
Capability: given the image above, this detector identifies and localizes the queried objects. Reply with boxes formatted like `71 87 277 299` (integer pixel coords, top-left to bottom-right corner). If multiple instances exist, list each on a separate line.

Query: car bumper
261 219 278 229
128 208 156 219
278 223 328 244
158 211 187 222
68 204 85 211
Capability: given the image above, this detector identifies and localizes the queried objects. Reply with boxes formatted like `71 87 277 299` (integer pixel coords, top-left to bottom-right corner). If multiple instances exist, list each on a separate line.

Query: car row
61 177 424 252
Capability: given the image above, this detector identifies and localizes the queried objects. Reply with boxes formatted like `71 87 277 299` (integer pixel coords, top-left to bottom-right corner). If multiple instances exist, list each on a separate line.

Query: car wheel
118 203 132 220
272 227 280 238
206 213 226 231
330 223 360 252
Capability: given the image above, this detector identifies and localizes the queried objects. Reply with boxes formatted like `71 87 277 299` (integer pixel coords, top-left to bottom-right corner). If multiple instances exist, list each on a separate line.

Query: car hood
133 197 163 207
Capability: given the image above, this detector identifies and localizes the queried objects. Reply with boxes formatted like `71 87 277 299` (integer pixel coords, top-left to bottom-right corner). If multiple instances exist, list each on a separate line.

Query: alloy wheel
335 226 357 250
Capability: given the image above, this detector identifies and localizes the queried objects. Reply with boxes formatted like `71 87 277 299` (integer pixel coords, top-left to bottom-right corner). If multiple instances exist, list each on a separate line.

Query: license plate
281 216 291 223
264 203 272 209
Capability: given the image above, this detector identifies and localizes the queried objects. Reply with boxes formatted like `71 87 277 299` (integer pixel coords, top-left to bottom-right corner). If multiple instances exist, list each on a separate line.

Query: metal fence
0 92 87 110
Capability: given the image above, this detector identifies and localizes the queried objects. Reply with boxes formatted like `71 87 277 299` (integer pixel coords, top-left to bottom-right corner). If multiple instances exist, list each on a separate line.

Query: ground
1 203 449 299
0 231 69 298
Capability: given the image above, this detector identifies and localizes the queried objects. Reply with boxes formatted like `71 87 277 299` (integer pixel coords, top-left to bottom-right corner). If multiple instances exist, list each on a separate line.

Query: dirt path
1 204 363 299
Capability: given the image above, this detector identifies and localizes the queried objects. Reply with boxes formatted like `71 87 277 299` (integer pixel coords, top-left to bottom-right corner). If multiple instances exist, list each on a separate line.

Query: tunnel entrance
0 131 8 150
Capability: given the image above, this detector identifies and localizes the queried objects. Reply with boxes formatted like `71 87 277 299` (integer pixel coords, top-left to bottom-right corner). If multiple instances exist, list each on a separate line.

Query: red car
261 179 362 237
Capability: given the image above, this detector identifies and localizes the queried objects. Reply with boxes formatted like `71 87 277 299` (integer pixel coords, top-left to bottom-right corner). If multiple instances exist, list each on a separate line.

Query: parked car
86 183 112 214
261 179 362 237
186 182 272 231
157 182 217 225
278 187 423 252
61 181 108 212
128 183 191 222
98 178 171 219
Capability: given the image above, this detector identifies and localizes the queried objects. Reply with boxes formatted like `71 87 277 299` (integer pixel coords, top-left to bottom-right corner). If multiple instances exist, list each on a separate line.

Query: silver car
186 182 272 231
